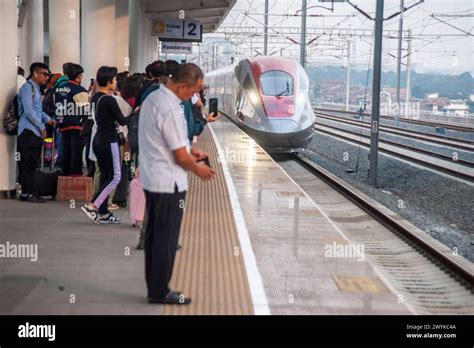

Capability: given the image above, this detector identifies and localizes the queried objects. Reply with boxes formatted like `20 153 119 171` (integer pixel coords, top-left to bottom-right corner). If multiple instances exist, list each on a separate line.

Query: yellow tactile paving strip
163 128 254 315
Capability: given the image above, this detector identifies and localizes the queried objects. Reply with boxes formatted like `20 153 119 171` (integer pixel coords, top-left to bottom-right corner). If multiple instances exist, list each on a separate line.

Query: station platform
0 118 410 315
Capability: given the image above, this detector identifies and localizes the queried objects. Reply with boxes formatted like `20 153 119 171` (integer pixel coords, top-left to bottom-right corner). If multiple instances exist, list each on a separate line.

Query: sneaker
147 291 191 305
28 195 46 203
81 204 99 224
19 194 30 202
98 213 122 224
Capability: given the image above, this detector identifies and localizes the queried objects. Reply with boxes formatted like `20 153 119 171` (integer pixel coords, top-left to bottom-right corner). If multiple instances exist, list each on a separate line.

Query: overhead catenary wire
207 1 473 72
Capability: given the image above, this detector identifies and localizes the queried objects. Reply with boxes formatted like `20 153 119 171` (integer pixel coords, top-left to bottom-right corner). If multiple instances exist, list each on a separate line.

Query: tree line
306 66 473 101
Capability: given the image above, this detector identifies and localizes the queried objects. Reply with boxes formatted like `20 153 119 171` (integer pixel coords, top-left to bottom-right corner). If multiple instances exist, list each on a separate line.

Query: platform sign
161 41 193 55
151 19 202 42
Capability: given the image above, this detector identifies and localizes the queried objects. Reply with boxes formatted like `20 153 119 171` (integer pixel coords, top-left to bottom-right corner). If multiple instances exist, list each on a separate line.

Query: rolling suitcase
129 176 146 226
33 133 62 199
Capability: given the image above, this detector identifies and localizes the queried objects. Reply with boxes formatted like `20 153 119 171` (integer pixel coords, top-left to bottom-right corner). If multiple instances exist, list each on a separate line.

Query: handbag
117 131 126 146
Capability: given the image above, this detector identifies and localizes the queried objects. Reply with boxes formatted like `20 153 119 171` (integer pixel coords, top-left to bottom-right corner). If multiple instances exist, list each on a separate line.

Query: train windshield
260 70 294 96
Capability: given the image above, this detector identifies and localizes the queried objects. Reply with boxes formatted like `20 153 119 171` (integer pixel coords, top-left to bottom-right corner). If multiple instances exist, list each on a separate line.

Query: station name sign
151 19 202 42
161 42 193 55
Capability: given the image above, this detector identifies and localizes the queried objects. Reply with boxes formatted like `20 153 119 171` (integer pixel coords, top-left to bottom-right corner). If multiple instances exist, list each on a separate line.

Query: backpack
3 95 19 135
127 109 140 154
3 83 35 136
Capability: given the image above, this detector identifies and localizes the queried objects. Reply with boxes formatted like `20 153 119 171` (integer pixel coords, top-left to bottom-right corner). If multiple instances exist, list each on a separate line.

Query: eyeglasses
38 71 50 77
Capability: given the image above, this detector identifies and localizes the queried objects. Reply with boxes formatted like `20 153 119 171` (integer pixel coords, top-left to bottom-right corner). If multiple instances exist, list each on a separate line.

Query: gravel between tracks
315 118 474 162
304 132 474 262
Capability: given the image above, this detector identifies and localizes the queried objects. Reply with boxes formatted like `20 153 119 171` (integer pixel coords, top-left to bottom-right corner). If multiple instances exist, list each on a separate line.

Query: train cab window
260 70 293 96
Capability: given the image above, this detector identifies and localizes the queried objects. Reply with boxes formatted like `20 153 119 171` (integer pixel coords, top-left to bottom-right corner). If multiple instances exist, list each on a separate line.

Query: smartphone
90 78 94 85
209 98 218 116
198 156 211 168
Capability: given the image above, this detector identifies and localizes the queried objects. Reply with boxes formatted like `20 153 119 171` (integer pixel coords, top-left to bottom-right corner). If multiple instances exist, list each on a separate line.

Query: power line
431 15 473 36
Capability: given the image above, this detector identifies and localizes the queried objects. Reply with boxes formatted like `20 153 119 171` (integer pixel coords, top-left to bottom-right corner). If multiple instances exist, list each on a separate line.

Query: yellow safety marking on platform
163 128 254 315
331 275 388 294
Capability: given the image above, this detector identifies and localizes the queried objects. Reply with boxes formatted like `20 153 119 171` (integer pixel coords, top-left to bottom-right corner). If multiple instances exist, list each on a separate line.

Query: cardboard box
57 176 93 202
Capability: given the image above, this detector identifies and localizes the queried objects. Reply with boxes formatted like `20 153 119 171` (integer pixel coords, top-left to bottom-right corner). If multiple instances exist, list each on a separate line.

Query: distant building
420 97 469 116
420 97 450 114
318 80 368 106
445 101 469 117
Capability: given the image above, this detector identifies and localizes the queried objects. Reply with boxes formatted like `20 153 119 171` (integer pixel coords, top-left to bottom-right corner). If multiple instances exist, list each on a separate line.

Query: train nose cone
265 119 300 133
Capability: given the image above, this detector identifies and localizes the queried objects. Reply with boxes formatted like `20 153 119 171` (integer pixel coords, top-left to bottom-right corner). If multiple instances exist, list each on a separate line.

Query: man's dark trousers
17 129 42 196
144 187 186 299
61 129 84 176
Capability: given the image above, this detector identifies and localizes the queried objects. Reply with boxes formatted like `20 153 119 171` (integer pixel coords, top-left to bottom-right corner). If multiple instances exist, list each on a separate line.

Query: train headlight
297 93 306 104
248 91 259 105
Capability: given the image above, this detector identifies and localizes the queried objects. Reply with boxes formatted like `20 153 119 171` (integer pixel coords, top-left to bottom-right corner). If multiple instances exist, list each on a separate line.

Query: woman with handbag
81 66 129 224
110 82 134 209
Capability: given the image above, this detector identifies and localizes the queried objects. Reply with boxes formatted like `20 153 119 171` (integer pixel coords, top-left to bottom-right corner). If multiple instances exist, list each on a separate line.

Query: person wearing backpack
17 62 56 203
54 64 90 176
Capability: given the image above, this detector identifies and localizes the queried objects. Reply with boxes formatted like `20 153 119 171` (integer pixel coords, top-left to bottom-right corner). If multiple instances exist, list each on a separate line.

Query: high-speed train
205 56 315 152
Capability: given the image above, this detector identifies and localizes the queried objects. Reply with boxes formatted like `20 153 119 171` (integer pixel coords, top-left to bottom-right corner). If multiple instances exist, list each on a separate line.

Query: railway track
313 123 474 183
313 122 474 167
277 154 474 314
313 107 474 133
314 110 474 152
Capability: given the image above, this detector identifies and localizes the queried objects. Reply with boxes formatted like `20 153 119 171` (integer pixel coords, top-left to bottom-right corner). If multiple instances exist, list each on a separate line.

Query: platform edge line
271 152 418 315
208 124 271 315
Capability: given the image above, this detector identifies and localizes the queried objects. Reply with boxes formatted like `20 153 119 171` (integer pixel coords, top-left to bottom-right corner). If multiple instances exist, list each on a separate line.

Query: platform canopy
142 0 237 33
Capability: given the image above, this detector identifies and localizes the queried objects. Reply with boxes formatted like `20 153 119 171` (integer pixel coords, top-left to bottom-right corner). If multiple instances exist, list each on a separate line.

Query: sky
210 0 474 74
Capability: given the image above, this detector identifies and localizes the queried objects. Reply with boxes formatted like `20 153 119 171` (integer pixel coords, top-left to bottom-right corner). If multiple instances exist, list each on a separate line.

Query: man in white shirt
139 63 215 304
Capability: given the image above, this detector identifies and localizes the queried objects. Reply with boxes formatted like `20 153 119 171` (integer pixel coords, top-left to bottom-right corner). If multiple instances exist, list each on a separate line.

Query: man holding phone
139 63 215 305
195 97 218 167
183 92 219 146
209 98 218 117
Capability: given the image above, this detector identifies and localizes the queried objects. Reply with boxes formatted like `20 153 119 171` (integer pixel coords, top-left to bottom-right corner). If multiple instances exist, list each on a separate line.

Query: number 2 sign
151 19 202 42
